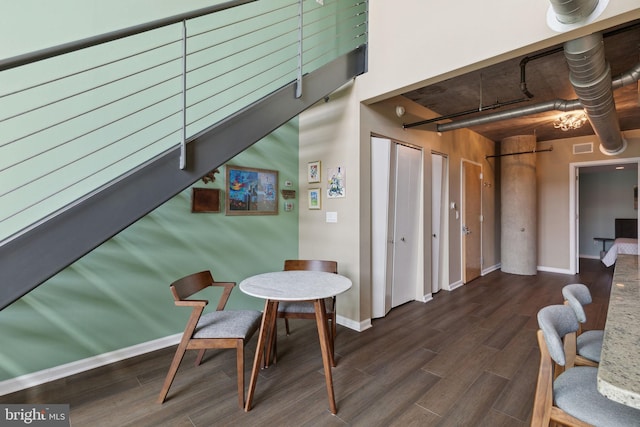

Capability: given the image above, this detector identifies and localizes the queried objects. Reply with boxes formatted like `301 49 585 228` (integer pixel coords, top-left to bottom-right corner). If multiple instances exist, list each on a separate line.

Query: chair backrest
561 283 591 323
170 270 233 311
283 259 338 274
536 305 579 367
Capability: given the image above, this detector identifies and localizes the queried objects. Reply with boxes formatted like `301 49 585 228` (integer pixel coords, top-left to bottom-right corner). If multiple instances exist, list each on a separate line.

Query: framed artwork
308 160 321 183
327 166 346 198
225 165 278 215
191 188 220 213
308 188 321 210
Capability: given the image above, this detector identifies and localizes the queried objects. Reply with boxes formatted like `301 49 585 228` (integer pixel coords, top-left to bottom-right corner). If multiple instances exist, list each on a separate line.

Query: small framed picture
307 160 321 183
308 188 321 210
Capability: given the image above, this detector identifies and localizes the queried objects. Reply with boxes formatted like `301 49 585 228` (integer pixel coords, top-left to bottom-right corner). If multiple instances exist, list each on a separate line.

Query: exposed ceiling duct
434 62 640 133
548 0 599 24
434 0 633 155
564 32 625 154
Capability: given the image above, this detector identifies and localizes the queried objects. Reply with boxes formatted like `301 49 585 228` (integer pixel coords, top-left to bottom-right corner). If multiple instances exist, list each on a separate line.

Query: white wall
359 1 640 104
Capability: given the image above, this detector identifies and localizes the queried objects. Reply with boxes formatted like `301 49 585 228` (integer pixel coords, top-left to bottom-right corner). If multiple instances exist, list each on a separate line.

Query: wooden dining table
239 270 352 414
597 253 640 409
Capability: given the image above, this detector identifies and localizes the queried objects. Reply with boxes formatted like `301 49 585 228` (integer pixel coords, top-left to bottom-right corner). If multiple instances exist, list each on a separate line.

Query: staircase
0 0 367 309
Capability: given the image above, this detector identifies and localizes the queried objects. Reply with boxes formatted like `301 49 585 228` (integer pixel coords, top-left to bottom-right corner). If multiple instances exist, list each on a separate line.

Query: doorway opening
570 158 640 274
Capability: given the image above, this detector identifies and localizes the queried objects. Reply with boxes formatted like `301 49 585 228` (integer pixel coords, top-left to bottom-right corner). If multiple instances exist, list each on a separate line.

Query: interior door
431 152 446 293
391 143 422 307
462 160 482 283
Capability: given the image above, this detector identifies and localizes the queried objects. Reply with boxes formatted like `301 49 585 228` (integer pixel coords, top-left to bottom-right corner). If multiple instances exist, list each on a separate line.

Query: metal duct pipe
436 99 583 132
564 33 624 154
549 0 598 24
613 61 640 89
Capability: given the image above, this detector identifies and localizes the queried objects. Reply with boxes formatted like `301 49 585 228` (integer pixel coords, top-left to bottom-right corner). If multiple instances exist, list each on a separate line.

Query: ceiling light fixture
553 111 588 131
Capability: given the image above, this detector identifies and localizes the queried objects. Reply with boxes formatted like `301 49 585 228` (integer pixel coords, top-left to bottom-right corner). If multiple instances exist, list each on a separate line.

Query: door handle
462 226 471 235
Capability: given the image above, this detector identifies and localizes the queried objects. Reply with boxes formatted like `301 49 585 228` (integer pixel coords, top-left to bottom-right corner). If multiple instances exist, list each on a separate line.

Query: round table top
239 270 352 301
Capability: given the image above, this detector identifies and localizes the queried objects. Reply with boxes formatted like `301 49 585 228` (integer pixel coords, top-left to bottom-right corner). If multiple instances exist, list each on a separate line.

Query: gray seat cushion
554 366 640 426
577 330 603 363
193 310 261 339
278 297 334 314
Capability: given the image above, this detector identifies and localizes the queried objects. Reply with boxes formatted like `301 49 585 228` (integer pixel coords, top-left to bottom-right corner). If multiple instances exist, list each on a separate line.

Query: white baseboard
0 314 374 396
482 263 501 275
537 265 573 274
446 280 464 291
419 294 434 303
337 315 371 332
0 333 181 396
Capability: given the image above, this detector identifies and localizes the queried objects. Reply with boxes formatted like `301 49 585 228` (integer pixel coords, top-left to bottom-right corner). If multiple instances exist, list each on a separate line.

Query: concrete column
501 135 537 275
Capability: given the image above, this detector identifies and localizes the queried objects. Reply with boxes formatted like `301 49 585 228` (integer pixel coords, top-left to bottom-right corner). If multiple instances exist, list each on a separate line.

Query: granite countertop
597 254 640 409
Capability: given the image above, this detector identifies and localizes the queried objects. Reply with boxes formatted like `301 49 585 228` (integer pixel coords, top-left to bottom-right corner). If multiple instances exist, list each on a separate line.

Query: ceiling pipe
436 99 583 132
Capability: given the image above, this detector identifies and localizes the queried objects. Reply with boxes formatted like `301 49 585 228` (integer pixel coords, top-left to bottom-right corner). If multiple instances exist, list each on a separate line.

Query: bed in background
601 218 639 267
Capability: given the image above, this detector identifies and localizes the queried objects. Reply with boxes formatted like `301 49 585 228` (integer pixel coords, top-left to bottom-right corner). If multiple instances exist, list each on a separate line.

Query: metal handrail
0 0 257 72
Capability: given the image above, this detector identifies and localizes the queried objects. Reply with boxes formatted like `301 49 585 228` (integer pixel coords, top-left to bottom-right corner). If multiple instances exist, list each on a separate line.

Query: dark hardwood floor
0 259 612 426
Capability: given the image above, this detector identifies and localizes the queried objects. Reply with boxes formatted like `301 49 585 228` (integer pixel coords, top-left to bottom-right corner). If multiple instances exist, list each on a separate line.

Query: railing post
295 0 303 99
180 20 188 170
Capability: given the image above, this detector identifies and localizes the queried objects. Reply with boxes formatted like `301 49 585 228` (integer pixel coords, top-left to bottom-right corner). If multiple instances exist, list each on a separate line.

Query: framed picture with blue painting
225 165 278 215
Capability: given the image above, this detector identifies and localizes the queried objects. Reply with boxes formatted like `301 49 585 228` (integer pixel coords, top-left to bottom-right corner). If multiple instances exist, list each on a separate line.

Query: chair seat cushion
193 310 261 339
577 329 603 363
554 366 640 426
277 297 334 314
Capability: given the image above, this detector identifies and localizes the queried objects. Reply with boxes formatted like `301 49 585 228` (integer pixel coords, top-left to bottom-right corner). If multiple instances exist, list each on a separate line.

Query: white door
371 137 393 318
391 143 422 307
431 153 447 293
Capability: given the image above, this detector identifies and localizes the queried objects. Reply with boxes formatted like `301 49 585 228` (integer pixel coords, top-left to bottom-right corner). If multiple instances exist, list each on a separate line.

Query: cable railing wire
1 126 182 225
0 37 182 100
0 54 183 132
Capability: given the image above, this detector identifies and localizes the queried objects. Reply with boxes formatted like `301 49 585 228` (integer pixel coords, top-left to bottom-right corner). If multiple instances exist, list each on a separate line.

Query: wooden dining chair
265 260 338 367
157 270 262 408
561 283 603 366
531 305 640 427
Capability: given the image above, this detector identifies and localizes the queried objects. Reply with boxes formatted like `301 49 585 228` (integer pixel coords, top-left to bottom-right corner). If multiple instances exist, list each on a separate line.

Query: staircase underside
0 47 366 309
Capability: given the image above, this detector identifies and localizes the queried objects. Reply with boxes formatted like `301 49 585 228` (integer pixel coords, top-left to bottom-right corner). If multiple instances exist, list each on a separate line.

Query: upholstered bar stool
561 283 603 366
531 305 640 426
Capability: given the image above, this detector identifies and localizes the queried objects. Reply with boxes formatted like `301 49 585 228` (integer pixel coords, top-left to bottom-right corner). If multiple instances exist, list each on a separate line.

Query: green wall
0 119 299 382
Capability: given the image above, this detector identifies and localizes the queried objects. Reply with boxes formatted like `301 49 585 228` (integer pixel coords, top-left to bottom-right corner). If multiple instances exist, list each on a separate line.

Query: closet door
391 143 422 307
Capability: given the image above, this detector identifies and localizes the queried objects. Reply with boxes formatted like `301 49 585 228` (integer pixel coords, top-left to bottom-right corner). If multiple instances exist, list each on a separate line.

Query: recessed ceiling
401 19 640 143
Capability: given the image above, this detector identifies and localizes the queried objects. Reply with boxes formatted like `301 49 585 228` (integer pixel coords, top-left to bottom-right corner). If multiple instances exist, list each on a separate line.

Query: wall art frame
308 160 321 183
308 188 321 210
225 165 278 215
